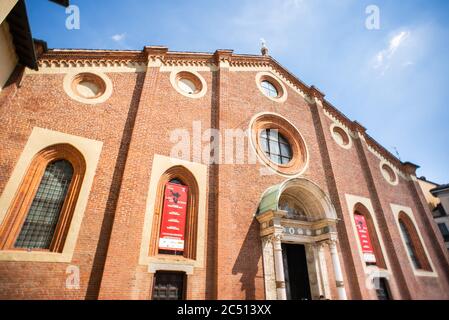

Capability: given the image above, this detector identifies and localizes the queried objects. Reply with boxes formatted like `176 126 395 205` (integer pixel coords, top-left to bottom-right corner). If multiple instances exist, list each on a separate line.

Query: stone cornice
38 50 147 68
35 47 413 175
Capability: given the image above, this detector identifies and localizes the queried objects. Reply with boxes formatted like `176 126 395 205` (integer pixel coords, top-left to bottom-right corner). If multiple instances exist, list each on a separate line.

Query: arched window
150 166 199 260
0 144 86 252
15 160 73 249
353 204 386 268
398 212 432 271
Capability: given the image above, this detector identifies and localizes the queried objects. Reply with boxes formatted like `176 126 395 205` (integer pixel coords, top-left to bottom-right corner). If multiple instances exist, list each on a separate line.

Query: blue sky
26 0 449 183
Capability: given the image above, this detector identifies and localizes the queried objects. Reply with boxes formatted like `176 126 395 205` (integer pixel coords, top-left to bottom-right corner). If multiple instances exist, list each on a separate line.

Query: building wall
0 21 18 91
0 0 18 25
0 49 449 299
438 191 449 215
418 178 440 211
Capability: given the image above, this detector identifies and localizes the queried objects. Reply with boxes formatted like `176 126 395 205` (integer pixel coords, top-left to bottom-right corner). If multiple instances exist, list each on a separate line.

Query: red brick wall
0 54 448 300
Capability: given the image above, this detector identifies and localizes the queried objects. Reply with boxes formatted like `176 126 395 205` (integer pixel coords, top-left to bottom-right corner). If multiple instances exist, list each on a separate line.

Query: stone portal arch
256 178 346 300
258 178 337 221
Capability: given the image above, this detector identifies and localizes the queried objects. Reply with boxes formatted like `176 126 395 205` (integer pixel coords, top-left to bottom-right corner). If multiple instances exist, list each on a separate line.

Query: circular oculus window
256 72 287 103
380 162 398 185
64 71 113 104
251 113 308 176
72 73 106 99
171 71 207 99
331 124 352 149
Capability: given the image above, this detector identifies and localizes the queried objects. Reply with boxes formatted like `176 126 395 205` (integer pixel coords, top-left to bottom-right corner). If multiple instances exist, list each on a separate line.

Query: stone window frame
330 123 353 150
63 70 113 105
139 155 207 274
0 127 103 263
390 204 436 277
352 203 387 269
379 161 398 186
249 112 309 177
170 70 207 99
0 144 86 253
255 72 288 103
344 194 395 298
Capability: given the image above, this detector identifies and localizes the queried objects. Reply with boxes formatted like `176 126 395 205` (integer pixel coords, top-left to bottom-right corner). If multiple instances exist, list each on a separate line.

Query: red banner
158 182 188 252
354 214 377 263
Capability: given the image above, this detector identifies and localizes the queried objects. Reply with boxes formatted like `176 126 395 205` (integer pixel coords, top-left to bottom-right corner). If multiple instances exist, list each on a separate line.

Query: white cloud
111 33 126 42
373 30 411 74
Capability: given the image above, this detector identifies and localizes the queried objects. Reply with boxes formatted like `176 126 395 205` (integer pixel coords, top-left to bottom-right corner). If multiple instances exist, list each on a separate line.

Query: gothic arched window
150 166 199 260
353 204 386 268
398 212 432 271
15 160 73 249
0 144 86 252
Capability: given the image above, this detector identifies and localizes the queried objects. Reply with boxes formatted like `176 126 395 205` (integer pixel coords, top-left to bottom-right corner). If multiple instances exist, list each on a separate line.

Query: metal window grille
260 129 292 165
15 160 74 249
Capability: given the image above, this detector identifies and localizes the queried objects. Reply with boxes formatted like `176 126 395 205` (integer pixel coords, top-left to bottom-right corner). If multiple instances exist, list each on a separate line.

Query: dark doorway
282 243 312 300
374 278 392 300
152 271 186 300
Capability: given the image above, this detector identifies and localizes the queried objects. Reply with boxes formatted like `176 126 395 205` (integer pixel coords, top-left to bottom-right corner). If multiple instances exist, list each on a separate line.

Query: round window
261 80 278 98
250 113 308 176
331 125 351 148
259 129 292 165
72 73 106 99
76 81 101 98
64 71 112 104
382 164 396 182
178 78 197 95
380 163 398 185
171 71 206 98
256 72 287 103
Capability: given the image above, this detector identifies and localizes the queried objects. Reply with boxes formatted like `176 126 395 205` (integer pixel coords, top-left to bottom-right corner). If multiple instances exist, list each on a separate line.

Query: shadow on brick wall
232 219 262 299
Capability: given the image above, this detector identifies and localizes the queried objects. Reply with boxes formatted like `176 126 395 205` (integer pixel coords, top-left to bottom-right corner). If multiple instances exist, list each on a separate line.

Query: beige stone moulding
379 160 399 186
330 123 353 150
63 70 113 105
249 112 309 178
255 71 288 103
358 133 410 182
390 203 437 278
169 70 207 99
139 154 207 274
0 127 103 262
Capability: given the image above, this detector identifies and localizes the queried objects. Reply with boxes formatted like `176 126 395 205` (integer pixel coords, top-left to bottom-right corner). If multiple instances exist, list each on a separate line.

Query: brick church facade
1 44 449 300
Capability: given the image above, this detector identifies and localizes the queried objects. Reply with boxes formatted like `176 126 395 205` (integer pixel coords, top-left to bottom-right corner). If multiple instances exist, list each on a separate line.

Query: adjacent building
431 184 449 250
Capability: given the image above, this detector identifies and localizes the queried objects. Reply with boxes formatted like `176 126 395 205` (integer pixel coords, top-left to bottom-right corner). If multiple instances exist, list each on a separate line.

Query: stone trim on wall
63 70 113 104
390 203 437 278
139 154 207 271
0 127 103 262
29 47 415 181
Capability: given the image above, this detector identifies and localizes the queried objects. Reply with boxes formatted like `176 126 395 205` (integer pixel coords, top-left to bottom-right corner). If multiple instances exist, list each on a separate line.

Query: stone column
328 239 347 300
316 242 330 299
272 234 287 300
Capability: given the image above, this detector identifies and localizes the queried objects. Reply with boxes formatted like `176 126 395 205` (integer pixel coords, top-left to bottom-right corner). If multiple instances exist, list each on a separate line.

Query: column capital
327 238 338 249
270 233 283 243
